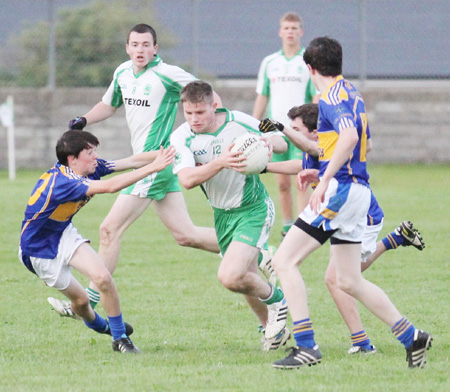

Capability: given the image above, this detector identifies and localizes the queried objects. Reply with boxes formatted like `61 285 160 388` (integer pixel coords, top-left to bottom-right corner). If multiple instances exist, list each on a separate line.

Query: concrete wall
1 80 449 170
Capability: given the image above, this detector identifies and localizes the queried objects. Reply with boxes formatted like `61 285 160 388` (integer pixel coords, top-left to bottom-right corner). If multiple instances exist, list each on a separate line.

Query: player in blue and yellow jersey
19 130 174 354
261 37 431 369
262 103 425 356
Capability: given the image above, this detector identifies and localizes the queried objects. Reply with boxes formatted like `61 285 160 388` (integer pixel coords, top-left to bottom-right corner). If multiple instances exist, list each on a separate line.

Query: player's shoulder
113 60 133 74
171 121 192 140
230 110 259 128
260 50 283 65
154 59 194 77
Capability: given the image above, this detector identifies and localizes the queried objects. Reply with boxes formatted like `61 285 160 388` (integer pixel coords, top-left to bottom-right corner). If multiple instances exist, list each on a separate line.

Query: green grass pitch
0 165 449 391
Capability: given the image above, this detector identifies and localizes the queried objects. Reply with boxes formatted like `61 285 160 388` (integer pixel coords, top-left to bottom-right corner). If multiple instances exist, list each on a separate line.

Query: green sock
260 284 284 305
86 288 100 309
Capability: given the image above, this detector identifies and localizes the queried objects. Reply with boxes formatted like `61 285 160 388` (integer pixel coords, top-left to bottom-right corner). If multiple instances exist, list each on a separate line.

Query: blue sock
391 317 415 348
293 318 316 349
108 313 127 340
351 330 372 349
382 232 405 250
84 312 108 333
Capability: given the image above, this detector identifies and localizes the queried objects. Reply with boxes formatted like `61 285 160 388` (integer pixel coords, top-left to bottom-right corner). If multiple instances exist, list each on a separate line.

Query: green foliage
1 165 449 391
7 0 175 87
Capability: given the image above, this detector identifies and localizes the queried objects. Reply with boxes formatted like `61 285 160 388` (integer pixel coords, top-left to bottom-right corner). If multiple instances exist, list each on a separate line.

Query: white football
231 133 269 175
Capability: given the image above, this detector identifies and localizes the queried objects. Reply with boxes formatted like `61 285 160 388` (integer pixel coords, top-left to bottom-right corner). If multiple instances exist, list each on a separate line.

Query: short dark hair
303 36 342 77
56 130 99 166
181 80 214 105
127 23 157 45
287 103 318 132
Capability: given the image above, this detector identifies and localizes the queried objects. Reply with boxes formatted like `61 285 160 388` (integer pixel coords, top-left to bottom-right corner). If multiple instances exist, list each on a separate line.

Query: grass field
1 165 449 392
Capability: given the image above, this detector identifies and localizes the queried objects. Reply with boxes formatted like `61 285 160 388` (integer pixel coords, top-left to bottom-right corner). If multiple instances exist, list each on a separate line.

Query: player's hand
150 146 176 172
259 118 284 133
298 169 319 191
219 143 247 172
69 116 87 130
260 136 273 161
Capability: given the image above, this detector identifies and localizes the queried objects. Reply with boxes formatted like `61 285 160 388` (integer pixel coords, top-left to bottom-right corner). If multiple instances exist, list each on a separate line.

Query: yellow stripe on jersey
50 201 85 222
318 131 339 161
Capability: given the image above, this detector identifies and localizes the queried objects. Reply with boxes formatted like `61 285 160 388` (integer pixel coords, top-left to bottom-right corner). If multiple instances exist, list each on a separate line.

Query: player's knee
99 222 120 247
324 269 337 291
336 275 357 296
91 269 113 292
173 232 197 248
271 256 289 276
217 270 240 292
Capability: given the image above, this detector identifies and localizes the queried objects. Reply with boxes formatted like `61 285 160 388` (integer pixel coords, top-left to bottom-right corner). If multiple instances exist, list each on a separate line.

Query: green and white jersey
102 55 196 154
170 108 269 210
255 48 317 124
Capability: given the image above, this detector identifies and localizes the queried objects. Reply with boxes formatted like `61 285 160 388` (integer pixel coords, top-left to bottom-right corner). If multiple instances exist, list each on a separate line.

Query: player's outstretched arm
113 147 174 172
266 160 302 175
86 146 175 195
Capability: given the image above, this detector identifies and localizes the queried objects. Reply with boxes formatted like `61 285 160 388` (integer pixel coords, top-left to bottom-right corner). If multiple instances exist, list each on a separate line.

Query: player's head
287 103 318 141
279 12 303 44
280 12 303 27
303 36 342 77
181 81 217 133
127 24 157 45
126 24 158 73
56 130 99 166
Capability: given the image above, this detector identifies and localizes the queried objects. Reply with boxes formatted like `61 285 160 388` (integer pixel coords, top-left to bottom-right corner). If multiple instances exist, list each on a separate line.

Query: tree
8 0 175 87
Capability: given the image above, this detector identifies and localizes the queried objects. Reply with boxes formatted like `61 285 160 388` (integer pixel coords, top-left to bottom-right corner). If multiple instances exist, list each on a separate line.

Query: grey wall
1 80 449 171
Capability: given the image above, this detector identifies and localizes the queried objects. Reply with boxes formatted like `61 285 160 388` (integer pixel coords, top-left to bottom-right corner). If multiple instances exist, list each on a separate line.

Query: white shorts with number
361 219 383 262
19 224 88 290
300 178 371 243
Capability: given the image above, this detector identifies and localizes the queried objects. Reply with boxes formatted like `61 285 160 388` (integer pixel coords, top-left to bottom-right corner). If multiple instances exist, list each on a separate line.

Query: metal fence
0 0 449 88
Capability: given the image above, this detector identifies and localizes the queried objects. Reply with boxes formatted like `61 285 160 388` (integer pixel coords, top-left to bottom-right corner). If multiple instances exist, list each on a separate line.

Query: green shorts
121 164 180 200
271 137 303 163
213 198 275 255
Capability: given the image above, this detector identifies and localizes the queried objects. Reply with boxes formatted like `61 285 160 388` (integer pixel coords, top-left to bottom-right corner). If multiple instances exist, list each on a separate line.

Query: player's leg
296 184 310 216
325 259 375 354
98 193 152 275
70 243 139 352
218 240 286 339
275 173 294 236
271 224 321 322
153 191 219 253
332 242 431 367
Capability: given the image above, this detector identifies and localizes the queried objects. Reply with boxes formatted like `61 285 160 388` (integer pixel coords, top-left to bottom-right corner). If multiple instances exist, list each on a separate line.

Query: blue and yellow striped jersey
317 75 370 186
20 159 114 259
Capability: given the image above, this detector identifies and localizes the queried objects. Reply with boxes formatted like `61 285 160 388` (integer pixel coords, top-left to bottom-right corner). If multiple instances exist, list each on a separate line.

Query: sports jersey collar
191 108 231 137
133 55 162 77
280 47 304 61
321 75 344 98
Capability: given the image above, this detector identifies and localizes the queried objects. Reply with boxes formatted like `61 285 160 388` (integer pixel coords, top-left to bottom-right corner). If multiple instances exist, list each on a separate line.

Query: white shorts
361 219 384 262
300 178 370 243
18 224 88 290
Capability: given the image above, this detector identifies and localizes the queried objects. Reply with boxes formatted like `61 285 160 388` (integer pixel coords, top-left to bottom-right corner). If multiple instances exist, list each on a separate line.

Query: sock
84 311 108 333
293 318 316 348
257 252 263 266
282 220 294 234
351 330 372 349
86 288 100 309
391 317 415 348
382 231 405 250
259 284 284 305
108 313 127 340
